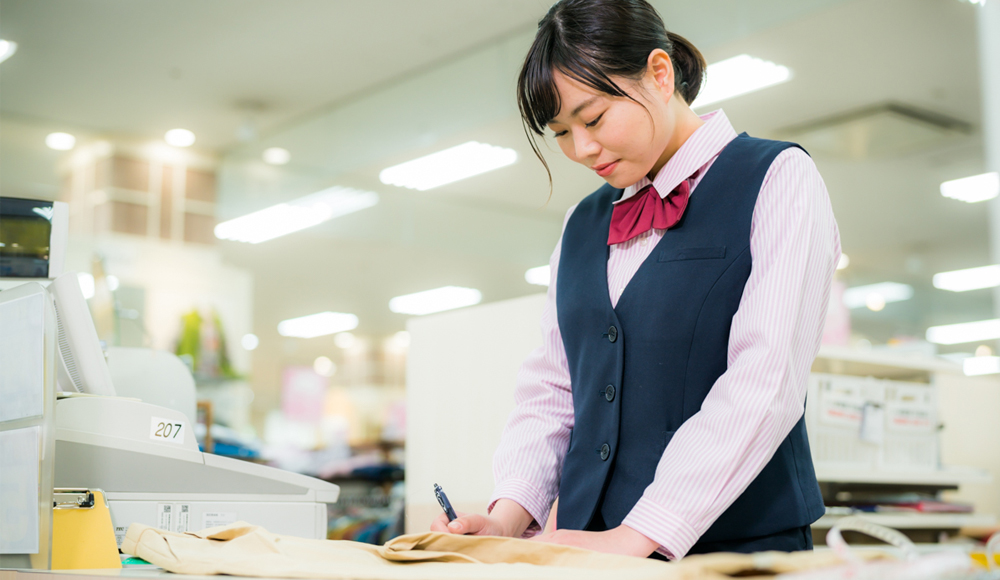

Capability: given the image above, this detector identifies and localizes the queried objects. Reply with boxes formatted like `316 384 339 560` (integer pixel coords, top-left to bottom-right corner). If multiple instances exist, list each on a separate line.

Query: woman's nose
572 128 600 161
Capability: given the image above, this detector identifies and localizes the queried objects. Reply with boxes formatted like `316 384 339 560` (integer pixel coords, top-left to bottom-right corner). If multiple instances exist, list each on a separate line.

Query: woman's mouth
593 160 619 177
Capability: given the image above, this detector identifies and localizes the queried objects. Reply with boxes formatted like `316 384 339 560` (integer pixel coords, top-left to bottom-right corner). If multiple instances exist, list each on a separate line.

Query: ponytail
666 32 706 105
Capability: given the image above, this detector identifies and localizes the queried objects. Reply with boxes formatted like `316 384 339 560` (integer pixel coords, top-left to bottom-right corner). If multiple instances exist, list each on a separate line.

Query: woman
431 0 839 560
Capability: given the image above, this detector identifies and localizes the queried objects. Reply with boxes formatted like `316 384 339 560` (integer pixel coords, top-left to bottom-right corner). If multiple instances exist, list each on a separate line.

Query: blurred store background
2 0 999 547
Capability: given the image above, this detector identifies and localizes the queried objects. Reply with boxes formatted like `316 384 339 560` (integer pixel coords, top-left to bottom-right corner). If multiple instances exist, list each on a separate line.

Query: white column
981 1 1000 315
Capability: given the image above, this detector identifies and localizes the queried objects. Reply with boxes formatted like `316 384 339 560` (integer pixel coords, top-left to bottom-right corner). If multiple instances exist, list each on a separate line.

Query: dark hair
516 0 706 188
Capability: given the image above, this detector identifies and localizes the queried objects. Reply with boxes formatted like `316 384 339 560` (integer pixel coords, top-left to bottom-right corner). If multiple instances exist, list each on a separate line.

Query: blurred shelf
325 465 404 485
816 465 993 487
813 346 961 380
813 512 997 529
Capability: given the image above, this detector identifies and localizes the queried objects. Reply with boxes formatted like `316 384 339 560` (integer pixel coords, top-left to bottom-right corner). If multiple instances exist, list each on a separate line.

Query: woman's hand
429 499 535 537
529 524 660 558
430 510 511 536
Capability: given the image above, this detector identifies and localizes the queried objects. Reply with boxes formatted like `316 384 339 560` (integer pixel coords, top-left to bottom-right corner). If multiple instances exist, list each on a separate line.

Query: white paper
0 427 41 554
175 504 191 533
859 402 885 445
157 503 173 532
0 292 45 422
202 512 238 529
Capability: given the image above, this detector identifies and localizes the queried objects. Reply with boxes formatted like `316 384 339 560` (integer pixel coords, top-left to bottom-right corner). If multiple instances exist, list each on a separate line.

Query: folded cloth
120 522 888 580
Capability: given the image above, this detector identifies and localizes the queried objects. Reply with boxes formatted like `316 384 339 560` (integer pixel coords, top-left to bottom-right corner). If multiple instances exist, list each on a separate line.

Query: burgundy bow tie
607 181 690 245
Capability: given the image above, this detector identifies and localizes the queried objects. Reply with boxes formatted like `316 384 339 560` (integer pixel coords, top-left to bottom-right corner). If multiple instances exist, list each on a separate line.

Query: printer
0 196 339 547
55 394 339 546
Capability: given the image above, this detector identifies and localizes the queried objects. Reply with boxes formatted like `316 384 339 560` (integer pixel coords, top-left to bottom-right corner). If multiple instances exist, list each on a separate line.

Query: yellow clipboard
52 488 122 570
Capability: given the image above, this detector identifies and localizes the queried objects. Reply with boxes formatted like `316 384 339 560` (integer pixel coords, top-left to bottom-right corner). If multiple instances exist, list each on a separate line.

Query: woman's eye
585 113 604 128
552 130 568 138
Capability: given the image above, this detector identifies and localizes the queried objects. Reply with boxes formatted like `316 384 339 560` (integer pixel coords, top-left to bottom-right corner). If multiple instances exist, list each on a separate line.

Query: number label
150 416 185 445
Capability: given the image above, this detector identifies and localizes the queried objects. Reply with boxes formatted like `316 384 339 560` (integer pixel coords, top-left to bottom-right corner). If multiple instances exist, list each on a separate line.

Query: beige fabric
121 522 889 580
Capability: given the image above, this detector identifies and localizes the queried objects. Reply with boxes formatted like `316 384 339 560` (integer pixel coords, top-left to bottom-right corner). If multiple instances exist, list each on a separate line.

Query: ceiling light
691 54 791 109
926 318 1000 345
215 186 378 244
389 286 482 315
334 332 356 349
379 141 517 191
837 254 850 270
933 264 1000 292
277 312 358 339
263 147 291 165
45 132 76 151
164 128 196 147
525 265 551 286
865 294 886 312
241 334 260 351
940 172 999 203
842 282 913 309
313 356 336 377
105 275 120 291
964 356 1000 376
0 40 17 64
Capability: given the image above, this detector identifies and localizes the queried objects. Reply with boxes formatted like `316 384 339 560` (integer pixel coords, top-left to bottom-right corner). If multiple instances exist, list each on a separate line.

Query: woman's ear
647 49 675 101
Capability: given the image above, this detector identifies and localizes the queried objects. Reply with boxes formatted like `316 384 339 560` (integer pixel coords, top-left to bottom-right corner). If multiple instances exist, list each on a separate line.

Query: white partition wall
405 293 546 534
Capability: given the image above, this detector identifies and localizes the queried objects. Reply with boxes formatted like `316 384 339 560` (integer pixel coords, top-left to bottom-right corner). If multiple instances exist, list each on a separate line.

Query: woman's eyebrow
569 96 600 118
551 96 600 126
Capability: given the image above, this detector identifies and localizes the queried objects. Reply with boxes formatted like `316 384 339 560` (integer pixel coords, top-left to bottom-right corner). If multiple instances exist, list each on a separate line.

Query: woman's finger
429 513 452 533
446 513 490 535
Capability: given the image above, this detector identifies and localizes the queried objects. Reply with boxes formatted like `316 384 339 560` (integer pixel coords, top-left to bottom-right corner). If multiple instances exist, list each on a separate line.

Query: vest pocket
658 246 727 262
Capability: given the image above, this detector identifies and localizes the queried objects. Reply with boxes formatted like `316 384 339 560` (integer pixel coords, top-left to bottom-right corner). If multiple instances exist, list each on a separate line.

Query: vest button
604 385 616 402
599 443 611 461
607 326 618 343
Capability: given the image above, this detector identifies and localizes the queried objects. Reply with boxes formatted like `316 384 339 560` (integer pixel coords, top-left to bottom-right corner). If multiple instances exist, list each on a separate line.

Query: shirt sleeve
488 206 578 536
620 148 841 559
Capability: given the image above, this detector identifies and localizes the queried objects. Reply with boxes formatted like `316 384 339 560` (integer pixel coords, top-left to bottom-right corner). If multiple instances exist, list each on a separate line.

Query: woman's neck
648 103 705 180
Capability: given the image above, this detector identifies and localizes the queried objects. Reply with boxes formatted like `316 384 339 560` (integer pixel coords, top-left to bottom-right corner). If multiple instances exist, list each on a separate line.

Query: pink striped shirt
490 110 841 559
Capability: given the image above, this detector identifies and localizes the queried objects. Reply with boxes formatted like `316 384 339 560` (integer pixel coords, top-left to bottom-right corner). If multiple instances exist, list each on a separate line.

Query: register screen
0 198 54 278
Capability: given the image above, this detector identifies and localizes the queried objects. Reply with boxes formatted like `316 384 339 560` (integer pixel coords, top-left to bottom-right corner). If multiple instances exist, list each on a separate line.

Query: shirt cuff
489 479 551 537
621 496 701 560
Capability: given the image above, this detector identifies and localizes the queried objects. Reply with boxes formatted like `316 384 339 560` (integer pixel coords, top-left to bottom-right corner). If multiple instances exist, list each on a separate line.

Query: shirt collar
615 109 738 204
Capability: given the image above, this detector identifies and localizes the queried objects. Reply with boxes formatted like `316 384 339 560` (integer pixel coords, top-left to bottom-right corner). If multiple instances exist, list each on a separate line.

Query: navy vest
555 134 825 544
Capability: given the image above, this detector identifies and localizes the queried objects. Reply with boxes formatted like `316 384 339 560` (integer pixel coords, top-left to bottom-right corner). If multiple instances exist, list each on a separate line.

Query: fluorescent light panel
277 311 358 339
215 186 378 244
842 282 913 309
389 286 482 315
933 264 1000 292
46 132 76 151
692 54 792 109
926 318 1000 345
263 147 291 165
379 141 517 191
940 172 1000 203
525 265 551 286
964 356 1000 376
165 128 196 148
0 40 17 64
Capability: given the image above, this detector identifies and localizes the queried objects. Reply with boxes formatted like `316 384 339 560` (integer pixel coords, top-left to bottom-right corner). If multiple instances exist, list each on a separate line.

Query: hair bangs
520 47 636 138
518 44 562 137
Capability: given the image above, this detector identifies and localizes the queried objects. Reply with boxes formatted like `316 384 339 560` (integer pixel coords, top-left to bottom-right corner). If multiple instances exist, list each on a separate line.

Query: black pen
433 483 457 522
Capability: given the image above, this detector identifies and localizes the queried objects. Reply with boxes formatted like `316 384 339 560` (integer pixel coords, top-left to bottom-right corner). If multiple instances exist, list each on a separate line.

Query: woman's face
546 69 675 189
